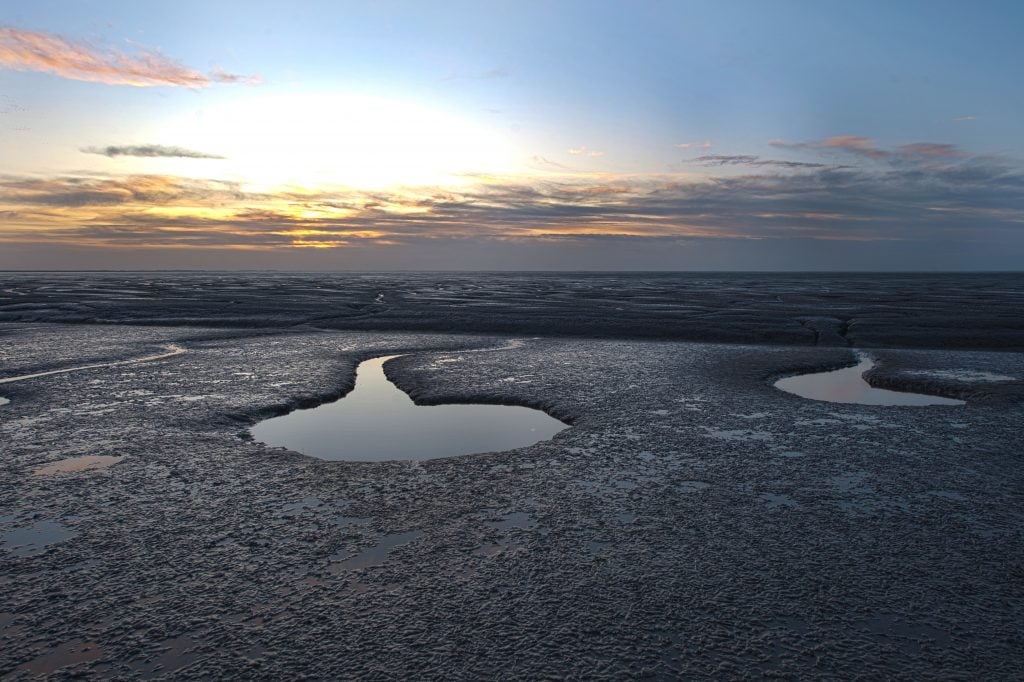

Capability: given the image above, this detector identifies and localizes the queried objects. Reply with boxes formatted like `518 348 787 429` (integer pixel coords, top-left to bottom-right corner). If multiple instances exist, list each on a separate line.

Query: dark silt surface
0 273 1023 679
251 354 568 461
2 271 1023 350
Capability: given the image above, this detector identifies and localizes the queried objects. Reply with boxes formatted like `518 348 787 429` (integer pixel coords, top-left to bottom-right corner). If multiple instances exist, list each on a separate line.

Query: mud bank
0 323 1022 678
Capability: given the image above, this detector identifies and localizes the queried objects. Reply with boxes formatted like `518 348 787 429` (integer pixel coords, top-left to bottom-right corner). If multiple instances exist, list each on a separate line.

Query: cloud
770 136 964 163
568 147 605 157
81 144 225 159
0 26 259 87
1 147 1021 257
691 154 758 166
689 154 829 169
896 143 963 159
530 155 576 171
953 115 977 122
675 141 713 150
770 135 890 159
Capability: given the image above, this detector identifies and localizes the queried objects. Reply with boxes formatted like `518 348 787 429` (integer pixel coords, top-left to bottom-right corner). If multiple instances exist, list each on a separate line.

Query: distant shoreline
2 272 1021 351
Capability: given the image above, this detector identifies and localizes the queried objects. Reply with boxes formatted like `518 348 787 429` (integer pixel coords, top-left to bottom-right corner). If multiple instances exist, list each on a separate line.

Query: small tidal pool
251 355 569 461
775 353 965 406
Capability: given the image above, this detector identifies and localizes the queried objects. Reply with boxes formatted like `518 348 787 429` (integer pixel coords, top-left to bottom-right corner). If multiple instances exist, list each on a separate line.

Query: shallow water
34 455 125 476
775 354 965 406
2 520 76 556
251 355 568 461
331 530 424 569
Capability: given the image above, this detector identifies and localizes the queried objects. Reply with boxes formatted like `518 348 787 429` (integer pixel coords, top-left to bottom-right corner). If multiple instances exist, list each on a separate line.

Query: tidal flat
0 273 1023 679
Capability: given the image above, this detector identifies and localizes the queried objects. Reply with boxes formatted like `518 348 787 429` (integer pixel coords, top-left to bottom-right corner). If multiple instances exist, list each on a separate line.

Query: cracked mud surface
1 321 1023 679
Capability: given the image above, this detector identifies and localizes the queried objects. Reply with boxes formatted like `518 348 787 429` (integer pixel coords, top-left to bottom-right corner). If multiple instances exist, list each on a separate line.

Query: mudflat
2 271 1022 349
0 273 1022 678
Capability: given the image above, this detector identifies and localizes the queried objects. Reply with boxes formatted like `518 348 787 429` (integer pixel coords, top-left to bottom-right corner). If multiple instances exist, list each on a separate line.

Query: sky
1 1 1022 270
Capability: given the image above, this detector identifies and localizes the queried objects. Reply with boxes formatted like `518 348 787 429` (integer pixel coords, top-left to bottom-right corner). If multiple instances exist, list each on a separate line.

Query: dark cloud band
81 145 225 160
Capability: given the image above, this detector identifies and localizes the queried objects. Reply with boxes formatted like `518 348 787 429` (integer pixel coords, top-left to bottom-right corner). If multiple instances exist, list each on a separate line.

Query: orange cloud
0 26 259 87
1 154 1019 252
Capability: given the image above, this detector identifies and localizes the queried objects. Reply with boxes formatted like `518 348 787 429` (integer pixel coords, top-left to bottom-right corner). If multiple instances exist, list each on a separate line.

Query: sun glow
161 93 520 190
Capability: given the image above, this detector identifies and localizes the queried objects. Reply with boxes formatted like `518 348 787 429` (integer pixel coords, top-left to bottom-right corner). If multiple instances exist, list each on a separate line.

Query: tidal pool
775 353 965 406
251 355 568 461
34 455 125 476
2 520 76 556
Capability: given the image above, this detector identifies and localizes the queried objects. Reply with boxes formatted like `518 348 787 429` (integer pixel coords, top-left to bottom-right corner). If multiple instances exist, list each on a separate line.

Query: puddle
33 455 125 476
129 635 203 679
775 353 965 406
759 493 800 509
19 639 102 676
0 397 8 406
251 355 568 461
331 530 423 570
486 511 536 531
281 497 322 516
2 520 76 556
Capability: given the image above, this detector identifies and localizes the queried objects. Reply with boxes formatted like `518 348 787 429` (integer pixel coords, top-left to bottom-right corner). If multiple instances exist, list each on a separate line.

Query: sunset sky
1 1 1022 270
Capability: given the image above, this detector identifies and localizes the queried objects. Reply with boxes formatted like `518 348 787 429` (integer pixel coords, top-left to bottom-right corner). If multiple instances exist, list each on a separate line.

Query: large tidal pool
251 355 569 461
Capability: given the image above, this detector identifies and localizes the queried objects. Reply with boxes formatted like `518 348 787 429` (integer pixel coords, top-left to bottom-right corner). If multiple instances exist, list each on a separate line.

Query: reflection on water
19 640 102 676
251 355 568 461
0 397 8 406
2 520 76 556
34 455 125 476
331 530 423 570
775 354 965 406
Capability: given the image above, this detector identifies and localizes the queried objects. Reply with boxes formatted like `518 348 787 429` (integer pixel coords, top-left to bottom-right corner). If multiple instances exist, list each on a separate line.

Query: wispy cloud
688 154 830 169
896 142 963 159
530 155 576 171
770 135 890 159
770 136 964 162
0 26 259 87
675 141 713 150
82 144 225 159
568 146 604 157
953 115 977 122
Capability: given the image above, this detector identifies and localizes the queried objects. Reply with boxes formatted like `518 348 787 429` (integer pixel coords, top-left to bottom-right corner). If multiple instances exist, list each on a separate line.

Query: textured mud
1 322 1022 679
2 272 1023 350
